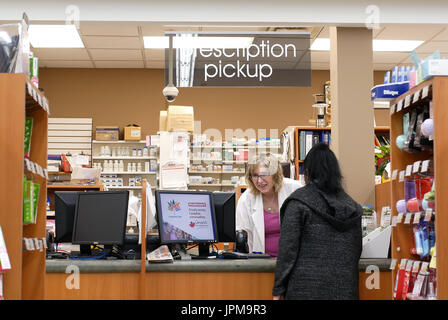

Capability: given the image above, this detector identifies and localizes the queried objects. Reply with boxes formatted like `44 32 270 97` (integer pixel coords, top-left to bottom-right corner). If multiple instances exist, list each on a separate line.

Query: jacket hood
285 183 363 232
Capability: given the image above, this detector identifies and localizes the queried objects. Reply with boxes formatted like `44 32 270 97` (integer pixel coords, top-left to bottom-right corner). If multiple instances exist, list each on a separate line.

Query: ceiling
30 24 448 70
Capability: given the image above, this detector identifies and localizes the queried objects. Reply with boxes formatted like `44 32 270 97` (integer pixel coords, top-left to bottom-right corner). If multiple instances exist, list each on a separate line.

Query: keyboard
219 251 271 259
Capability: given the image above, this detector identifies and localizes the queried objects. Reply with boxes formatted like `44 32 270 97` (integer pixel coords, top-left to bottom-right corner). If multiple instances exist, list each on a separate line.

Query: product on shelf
24 117 33 157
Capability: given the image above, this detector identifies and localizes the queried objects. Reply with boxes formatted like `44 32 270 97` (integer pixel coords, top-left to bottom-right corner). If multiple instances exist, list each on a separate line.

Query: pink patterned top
264 210 280 257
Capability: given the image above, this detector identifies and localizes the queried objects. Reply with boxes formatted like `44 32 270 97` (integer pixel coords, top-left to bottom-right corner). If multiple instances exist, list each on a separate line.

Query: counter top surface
46 258 391 273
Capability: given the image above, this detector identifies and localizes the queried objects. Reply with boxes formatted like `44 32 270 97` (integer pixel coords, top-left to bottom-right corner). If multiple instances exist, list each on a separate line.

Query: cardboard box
96 126 119 141
166 105 194 132
159 110 167 131
125 125 141 141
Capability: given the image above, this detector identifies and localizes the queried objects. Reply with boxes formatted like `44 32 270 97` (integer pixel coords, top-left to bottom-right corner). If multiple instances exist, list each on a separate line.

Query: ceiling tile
415 41 448 53
79 24 139 36
83 36 142 49
432 28 448 41
375 26 445 41
89 49 143 60
141 25 174 36
373 52 409 64
40 60 94 68
32 48 90 60
315 26 383 39
144 49 166 61
311 51 329 63
94 60 145 68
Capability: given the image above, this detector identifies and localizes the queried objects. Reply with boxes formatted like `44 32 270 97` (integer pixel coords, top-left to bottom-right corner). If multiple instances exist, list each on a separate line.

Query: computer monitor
155 190 218 257
72 191 129 256
212 192 236 243
54 191 79 243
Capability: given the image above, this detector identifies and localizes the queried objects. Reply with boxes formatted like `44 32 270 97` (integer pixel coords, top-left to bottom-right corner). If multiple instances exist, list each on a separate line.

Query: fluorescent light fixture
372 40 424 52
310 38 330 51
29 25 84 48
144 36 253 49
311 38 424 52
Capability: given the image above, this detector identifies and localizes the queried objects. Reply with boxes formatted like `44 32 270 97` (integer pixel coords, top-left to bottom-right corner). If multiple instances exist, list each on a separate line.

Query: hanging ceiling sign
164 32 311 87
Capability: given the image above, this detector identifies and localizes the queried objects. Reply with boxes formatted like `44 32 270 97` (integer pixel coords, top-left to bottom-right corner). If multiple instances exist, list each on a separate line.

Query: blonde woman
235 153 304 256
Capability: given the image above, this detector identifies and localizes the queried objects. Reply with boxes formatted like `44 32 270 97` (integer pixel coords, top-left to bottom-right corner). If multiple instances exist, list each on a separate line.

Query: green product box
32 182 40 224
24 117 33 157
23 179 34 225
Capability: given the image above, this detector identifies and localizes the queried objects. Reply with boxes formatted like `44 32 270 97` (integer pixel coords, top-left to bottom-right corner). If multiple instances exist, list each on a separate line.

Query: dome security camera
163 84 179 103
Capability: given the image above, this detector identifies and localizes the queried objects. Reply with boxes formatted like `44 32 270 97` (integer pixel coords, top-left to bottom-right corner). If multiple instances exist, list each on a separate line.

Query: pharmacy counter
45 258 392 300
46 258 391 273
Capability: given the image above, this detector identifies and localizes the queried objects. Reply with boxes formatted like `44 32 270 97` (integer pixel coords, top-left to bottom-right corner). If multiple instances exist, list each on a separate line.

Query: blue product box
371 82 410 101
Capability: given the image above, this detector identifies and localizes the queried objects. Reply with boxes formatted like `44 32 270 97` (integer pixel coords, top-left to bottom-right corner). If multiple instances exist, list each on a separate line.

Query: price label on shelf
413 161 421 173
390 104 396 115
413 212 422 224
391 169 398 180
397 212 404 224
37 94 43 107
404 213 413 224
399 170 405 183
397 100 404 112
413 90 421 103
405 165 413 177
391 216 398 227
421 160 430 173
422 85 430 98
390 259 398 270
404 95 411 108
26 82 32 96
424 209 433 222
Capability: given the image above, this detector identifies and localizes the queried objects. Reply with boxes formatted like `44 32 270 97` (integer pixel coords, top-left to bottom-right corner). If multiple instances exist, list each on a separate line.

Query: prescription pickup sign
165 32 311 87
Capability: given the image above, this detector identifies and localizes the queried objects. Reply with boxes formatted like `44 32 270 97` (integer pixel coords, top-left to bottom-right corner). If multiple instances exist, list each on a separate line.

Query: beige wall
39 68 389 138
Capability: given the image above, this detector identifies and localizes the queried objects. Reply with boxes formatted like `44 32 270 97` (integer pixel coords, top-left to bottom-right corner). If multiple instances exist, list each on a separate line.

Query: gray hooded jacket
272 183 363 300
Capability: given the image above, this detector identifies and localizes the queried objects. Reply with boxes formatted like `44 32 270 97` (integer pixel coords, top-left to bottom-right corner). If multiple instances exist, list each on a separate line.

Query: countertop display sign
164 32 311 87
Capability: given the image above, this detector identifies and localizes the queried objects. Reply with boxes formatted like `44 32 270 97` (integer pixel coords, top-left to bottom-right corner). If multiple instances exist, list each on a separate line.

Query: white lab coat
235 178 304 253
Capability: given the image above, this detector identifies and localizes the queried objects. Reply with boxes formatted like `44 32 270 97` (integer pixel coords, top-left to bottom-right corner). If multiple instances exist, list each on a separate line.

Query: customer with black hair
272 143 363 300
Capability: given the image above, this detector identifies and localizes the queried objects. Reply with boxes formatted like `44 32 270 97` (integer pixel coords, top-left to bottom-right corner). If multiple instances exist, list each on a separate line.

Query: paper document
160 162 187 189
71 167 101 180
147 245 173 263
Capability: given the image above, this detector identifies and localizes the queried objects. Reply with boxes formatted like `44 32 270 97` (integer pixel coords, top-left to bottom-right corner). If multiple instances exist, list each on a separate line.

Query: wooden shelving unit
389 76 447 299
293 126 331 180
0 74 49 300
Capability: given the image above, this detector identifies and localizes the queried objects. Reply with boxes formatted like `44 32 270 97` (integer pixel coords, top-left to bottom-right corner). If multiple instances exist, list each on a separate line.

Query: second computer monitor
155 190 218 245
54 191 79 243
212 192 236 242
72 191 129 247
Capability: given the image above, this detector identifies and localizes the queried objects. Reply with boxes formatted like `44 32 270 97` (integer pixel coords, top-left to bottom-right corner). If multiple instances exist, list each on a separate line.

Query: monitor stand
71 244 113 258
197 243 211 258
173 244 191 260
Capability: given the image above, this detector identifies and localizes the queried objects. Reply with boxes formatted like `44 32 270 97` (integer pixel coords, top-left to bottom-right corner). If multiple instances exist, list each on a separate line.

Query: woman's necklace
263 194 278 213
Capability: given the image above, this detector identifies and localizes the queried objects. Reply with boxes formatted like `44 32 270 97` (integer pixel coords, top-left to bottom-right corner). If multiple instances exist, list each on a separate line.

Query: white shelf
101 171 156 175
222 160 248 164
189 171 245 174
92 140 148 144
192 145 222 149
188 184 238 188
92 156 157 160
105 186 156 190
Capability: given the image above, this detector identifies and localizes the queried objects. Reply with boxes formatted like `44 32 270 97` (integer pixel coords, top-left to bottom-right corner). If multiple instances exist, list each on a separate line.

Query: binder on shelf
305 131 313 158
